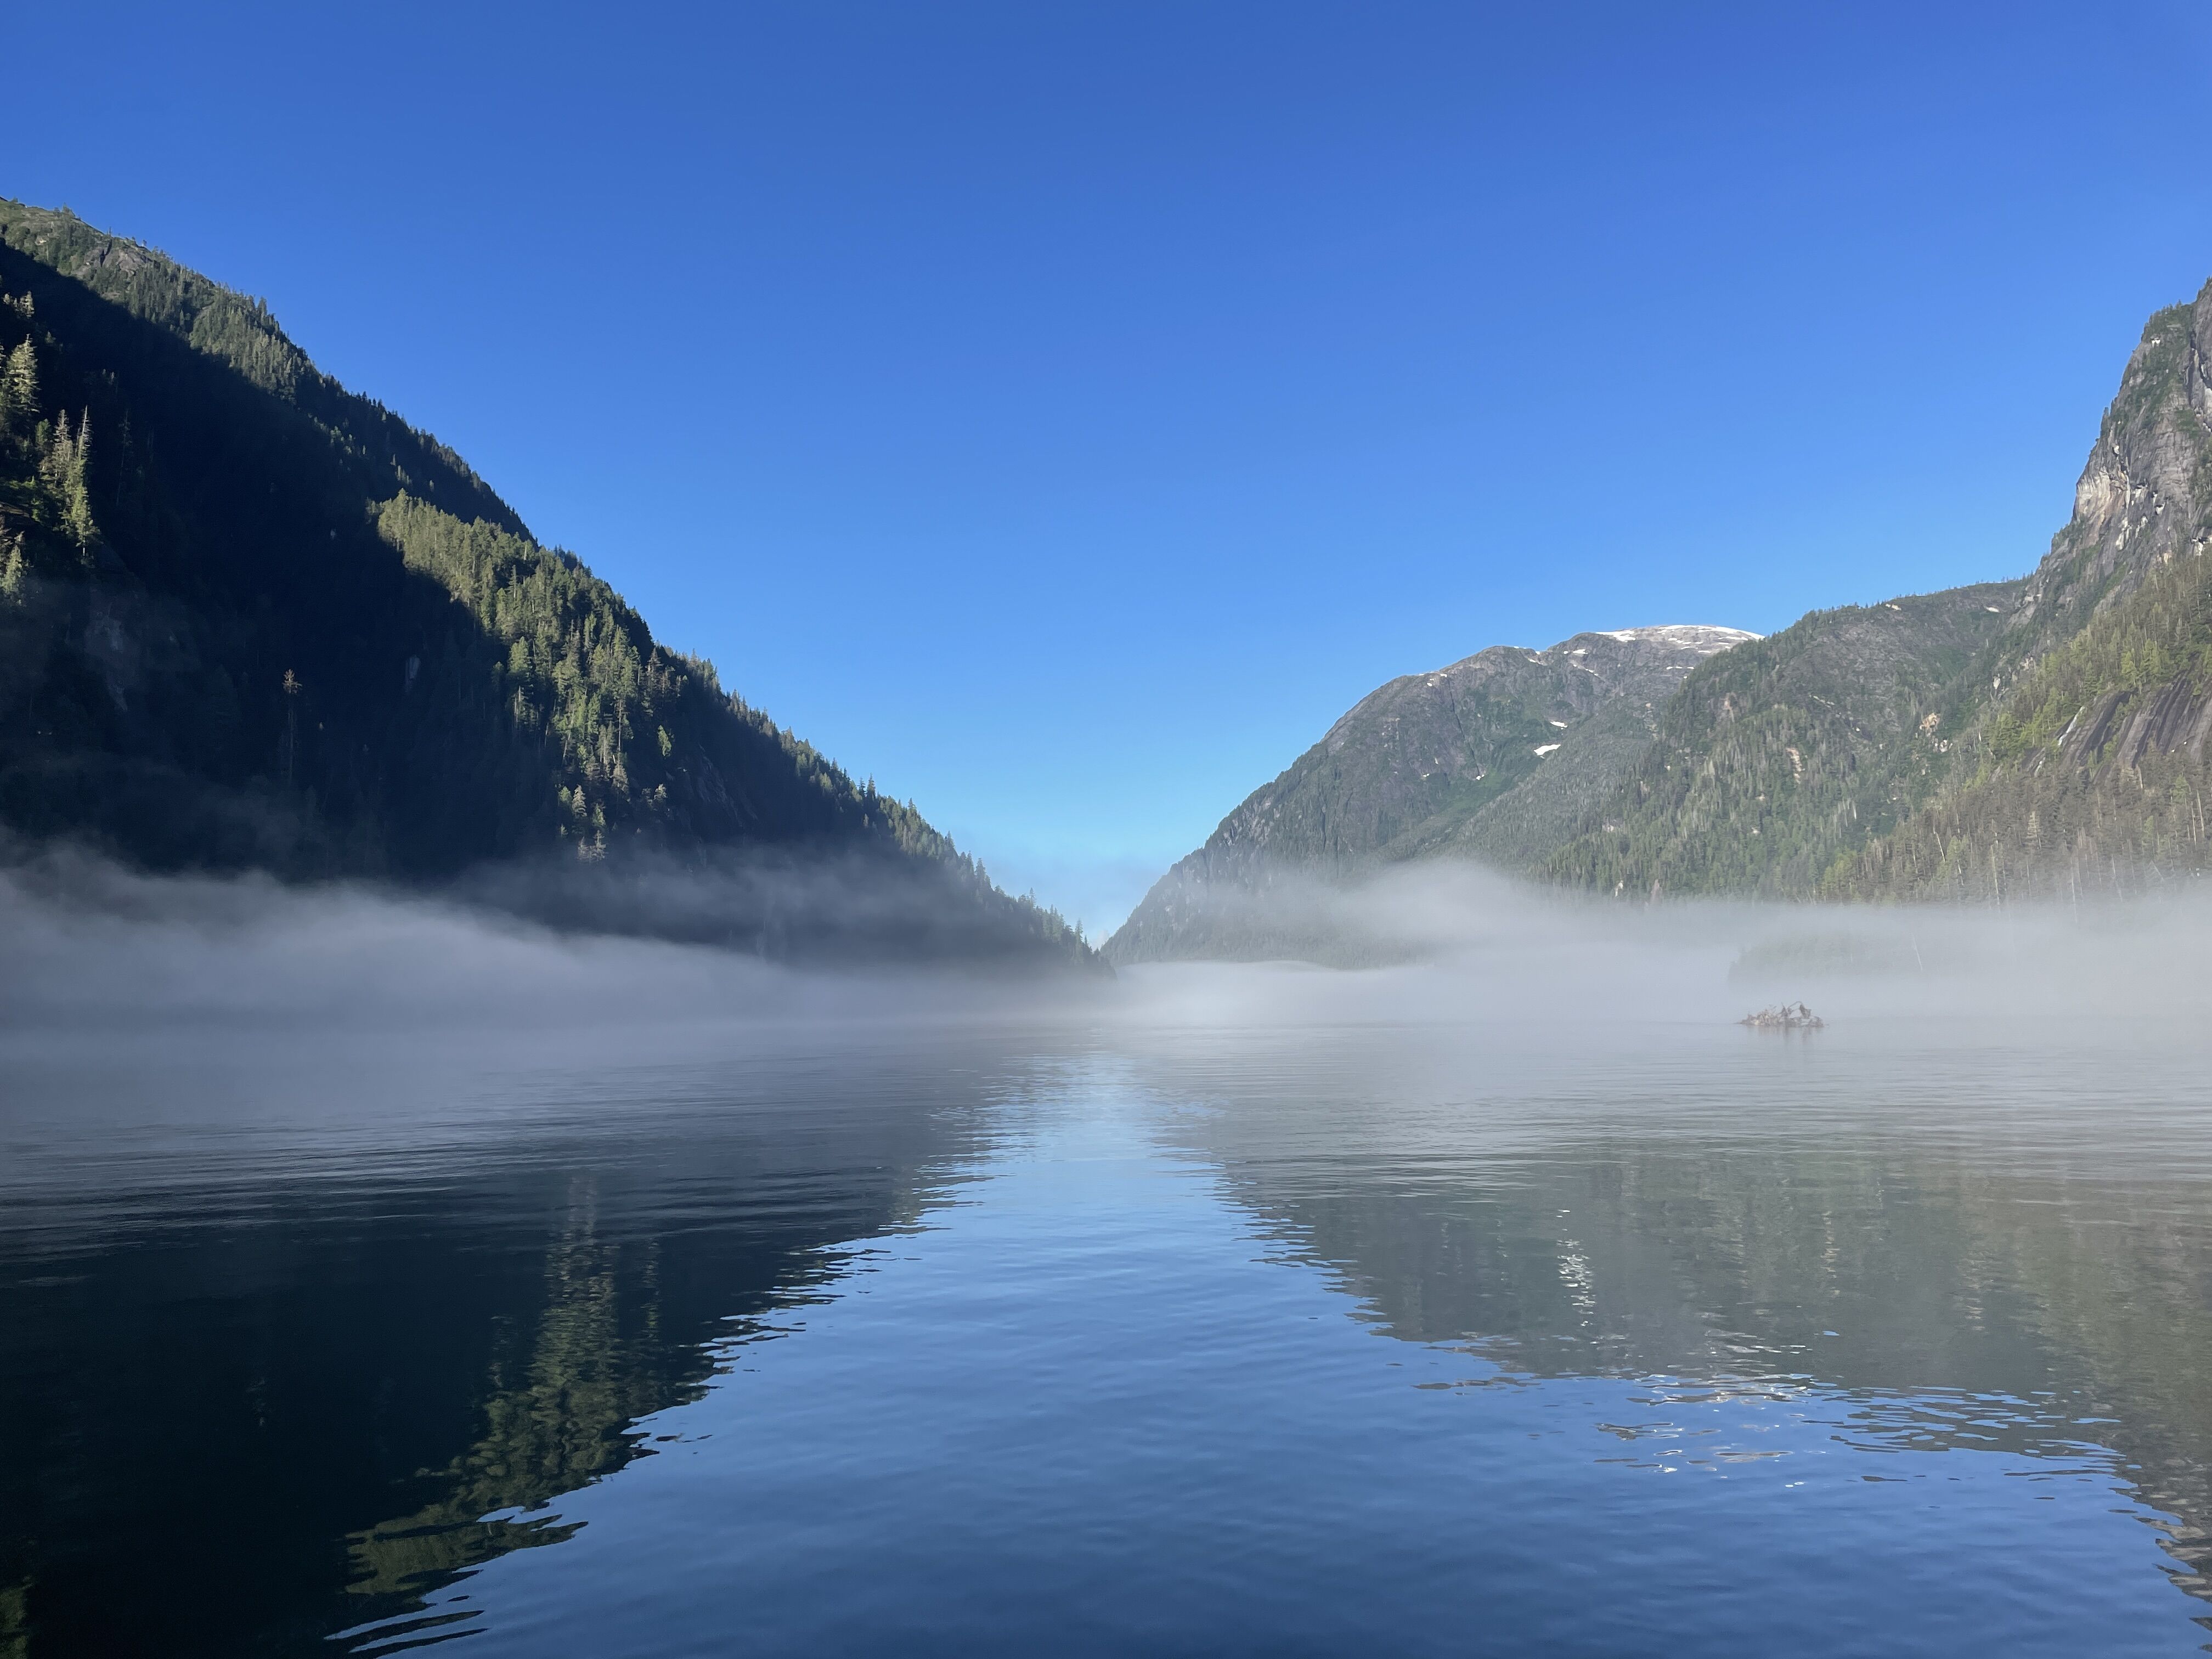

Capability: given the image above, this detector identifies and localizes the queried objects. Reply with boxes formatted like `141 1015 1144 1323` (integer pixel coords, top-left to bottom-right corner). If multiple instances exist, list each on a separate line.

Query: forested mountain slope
1829 280 2212 899
1543 584 2023 899
1104 625 1751 962
0 200 1091 966
1113 271 2212 957
1553 276 2212 904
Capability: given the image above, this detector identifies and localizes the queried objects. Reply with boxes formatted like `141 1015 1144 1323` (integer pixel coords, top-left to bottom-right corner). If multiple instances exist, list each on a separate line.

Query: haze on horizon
6 850 2205 1045
9 1 2212 930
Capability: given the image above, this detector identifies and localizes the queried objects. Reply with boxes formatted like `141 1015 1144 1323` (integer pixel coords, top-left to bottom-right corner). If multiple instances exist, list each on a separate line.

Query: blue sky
10 2 2212 931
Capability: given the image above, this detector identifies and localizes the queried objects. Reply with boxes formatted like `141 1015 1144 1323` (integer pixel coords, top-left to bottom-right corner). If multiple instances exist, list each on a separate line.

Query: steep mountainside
1554 278 2212 905
1830 280 2212 899
1104 625 1751 962
1544 584 2023 898
1110 273 2212 956
0 201 1091 965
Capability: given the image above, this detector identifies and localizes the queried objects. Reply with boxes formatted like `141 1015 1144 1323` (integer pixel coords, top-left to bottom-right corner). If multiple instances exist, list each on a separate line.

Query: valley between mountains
3 195 2210 970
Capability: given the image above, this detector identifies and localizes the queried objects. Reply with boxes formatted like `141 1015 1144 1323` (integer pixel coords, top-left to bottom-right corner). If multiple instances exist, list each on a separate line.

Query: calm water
4 1011 2211 1655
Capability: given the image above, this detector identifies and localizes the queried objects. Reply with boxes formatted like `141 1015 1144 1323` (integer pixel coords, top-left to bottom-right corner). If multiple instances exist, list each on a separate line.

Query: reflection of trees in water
345 1176 697 1606
0 1047 990 1658
1184 1121 2212 1594
0 1581 26 1659
339 1141 958 1639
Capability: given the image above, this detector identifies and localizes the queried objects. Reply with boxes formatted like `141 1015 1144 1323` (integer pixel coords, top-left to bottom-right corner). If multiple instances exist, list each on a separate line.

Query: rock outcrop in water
1740 1002 1824 1030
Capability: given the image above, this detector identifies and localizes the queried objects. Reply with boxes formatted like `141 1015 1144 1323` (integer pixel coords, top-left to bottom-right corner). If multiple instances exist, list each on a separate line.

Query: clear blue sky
10 2 2212 931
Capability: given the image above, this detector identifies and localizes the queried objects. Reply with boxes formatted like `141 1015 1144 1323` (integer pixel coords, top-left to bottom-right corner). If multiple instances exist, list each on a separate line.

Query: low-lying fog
9 846 2212 1655
2 847 2207 1047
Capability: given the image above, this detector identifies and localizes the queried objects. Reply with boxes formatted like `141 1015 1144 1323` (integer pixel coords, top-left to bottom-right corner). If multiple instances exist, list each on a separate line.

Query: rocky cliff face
2021 281 2212 636
1826 280 2212 900
1104 625 1752 963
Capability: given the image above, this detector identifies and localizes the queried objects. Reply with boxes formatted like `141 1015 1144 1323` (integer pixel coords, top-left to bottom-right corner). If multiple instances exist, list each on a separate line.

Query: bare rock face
1104 624 1755 963
2015 280 2212 640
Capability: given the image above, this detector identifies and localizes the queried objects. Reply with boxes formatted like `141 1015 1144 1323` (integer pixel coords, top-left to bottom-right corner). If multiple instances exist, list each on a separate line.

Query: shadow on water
0 1036 1005 1658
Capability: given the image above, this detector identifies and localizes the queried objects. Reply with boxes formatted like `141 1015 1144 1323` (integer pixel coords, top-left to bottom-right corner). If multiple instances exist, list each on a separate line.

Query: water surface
3 1013 2208 1655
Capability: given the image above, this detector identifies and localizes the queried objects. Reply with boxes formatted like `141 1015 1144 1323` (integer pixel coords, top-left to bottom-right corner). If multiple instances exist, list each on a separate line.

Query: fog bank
3 849 2207 1049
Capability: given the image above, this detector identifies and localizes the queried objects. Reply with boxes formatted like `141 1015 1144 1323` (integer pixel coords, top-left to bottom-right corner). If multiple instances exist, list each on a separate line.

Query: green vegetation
1116 272 2212 945
1543 587 2019 899
1986 535 2212 769
0 200 1091 965
1832 544 2212 899
1107 628 1748 961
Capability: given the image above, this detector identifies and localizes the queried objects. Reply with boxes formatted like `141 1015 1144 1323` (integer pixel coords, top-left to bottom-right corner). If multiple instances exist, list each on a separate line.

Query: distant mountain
1544 583 2023 899
1104 625 1752 962
1113 270 2212 960
0 200 1096 967
1564 276 2212 905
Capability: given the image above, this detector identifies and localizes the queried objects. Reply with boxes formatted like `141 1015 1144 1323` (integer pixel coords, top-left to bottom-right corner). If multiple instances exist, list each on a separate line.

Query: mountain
1104 625 1752 962
1830 280 2212 900
1543 583 2023 898
1561 275 2212 904
0 200 1094 967
1112 269 2212 959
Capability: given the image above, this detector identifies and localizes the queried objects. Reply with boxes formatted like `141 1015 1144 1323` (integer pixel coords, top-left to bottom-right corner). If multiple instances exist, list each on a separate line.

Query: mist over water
5 854 2212 1655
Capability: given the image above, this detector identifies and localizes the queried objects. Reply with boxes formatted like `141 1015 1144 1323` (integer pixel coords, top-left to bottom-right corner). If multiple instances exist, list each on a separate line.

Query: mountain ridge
1104 623 1754 963
1112 269 2212 960
0 199 1097 968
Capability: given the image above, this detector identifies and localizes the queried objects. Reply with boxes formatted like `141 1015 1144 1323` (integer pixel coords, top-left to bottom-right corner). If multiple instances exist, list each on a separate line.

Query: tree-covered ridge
0 200 1091 965
1543 586 2021 899
1805 278 2212 901
1112 270 2212 944
373 494 991 872
1104 627 1750 962
1832 540 2212 899
1987 541 2212 771
0 201 313 398
0 198 520 534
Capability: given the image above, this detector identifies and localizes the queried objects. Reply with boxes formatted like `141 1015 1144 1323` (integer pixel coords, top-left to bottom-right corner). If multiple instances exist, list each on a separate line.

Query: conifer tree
62 408 93 549
0 339 34 441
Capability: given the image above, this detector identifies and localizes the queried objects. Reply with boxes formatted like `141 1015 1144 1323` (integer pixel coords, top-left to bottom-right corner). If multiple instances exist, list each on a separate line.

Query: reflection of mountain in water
1141 1031 2212 1594
0 1049 990 1658
341 1174 823 1630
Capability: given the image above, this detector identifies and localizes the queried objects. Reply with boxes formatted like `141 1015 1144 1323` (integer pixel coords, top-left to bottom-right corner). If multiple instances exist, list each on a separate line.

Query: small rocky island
1741 1003 1825 1030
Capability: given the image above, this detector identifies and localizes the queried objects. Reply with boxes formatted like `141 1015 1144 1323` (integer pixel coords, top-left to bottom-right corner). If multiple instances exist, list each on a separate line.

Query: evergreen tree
0 337 33 439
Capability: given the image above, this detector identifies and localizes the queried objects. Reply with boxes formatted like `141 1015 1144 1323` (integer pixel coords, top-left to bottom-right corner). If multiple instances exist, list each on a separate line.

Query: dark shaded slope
0 202 1090 965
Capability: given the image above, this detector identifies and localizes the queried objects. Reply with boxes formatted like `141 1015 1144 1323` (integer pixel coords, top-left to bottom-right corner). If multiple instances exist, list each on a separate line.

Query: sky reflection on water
4 1017 2209 1656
